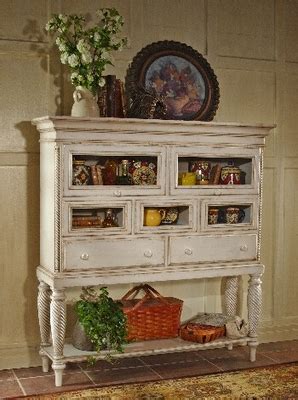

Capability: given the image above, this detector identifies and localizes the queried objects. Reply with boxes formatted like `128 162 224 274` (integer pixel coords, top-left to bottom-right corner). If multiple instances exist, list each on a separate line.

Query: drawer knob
240 245 248 252
144 249 153 258
80 253 89 260
113 190 121 197
184 248 193 255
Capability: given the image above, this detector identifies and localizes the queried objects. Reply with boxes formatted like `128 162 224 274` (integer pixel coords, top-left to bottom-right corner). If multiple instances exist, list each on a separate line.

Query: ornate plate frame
125 41 220 121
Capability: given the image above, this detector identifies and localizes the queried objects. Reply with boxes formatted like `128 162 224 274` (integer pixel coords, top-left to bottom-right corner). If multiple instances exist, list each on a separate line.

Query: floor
0 340 297 399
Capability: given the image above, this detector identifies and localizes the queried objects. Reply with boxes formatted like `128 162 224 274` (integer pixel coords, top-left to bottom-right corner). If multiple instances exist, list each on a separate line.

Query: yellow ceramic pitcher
144 208 166 226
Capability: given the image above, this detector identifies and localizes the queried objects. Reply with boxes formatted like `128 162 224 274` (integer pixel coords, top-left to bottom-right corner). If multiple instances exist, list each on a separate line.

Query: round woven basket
180 323 225 344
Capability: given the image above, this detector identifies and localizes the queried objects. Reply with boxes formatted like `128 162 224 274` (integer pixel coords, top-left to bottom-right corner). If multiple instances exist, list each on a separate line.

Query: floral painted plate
130 161 157 185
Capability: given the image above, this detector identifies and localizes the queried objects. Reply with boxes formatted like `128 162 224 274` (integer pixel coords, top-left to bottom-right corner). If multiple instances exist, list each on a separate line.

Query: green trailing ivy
75 286 127 356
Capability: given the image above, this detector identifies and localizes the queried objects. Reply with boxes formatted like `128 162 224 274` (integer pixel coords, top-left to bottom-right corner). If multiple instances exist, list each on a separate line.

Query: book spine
90 165 100 185
95 165 103 185
106 75 117 117
114 79 124 118
97 85 107 117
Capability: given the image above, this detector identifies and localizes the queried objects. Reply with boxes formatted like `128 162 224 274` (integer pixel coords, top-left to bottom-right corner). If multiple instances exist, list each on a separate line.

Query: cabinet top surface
32 116 274 138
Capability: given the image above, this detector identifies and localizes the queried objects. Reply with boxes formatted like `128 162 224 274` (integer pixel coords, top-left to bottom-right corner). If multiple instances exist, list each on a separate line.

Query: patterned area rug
23 363 298 399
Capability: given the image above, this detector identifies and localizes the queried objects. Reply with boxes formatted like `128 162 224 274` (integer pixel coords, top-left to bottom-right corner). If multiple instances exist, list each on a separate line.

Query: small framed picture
125 41 220 121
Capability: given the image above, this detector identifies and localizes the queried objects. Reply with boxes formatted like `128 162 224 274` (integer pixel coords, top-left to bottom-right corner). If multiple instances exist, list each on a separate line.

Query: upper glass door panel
63 144 166 197
170 146 260 195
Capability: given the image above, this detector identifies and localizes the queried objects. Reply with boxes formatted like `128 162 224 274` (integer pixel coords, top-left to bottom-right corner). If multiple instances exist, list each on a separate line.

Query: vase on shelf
71 86 99 118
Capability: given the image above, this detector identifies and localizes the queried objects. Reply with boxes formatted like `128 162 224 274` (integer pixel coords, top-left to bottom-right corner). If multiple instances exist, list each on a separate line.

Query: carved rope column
37 281 51 372
224 276 239 316
247 273 263 361
50 288 66 386
38 281 51 345
224 276 239 351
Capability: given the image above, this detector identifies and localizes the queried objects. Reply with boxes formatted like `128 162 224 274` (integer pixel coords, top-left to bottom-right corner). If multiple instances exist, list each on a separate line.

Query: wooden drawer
169 234 257 265
63 237 165 271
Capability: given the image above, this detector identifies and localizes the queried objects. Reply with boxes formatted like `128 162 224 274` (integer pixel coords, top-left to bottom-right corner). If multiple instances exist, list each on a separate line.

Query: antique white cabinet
32 116 272 386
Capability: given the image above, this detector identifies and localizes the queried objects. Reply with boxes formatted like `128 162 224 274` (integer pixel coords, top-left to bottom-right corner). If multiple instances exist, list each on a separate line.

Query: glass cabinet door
135 200 196 233
170 146 261 195
63 144 166 197
200 196 258 232
62 201 132 236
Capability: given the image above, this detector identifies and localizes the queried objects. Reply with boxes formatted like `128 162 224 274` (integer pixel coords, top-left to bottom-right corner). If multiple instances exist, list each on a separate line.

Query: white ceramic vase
71 86 99 117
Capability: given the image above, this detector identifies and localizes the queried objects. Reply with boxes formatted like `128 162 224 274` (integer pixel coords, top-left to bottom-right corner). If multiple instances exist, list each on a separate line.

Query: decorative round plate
131 162 157 185
125 40 220 121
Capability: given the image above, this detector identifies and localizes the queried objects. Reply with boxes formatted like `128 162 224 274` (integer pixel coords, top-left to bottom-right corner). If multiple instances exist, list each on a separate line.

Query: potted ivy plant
73 286 127 359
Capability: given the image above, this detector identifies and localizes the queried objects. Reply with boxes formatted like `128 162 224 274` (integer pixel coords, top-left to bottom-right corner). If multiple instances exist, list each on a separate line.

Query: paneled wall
0 0 297 369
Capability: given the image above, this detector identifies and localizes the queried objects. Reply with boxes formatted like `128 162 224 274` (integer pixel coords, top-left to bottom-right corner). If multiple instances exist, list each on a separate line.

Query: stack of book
72 208 103 228
97 75 125 117
72 215 103 228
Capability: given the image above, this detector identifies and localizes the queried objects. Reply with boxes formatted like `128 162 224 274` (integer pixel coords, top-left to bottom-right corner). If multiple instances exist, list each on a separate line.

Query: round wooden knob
184 248 193 255
144 249 153 258
240 245 248 252
80 253 89 260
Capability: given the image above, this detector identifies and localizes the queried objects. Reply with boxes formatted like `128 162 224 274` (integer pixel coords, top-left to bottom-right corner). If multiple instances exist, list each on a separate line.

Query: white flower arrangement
45 8 127 94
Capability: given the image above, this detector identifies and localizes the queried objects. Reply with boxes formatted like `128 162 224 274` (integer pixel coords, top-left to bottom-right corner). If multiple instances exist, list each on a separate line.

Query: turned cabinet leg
224 276 239 316
247 273 263 362
227 343 233 350
249 342 258 362
41 355 50 373
50 288 66 386
37 281 51 372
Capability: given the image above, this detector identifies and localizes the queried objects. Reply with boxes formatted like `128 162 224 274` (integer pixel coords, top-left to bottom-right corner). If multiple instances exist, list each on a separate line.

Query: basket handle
121 284 170 312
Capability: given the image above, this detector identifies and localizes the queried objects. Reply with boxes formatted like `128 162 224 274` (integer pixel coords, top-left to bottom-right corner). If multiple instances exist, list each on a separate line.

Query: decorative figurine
102 208 118 228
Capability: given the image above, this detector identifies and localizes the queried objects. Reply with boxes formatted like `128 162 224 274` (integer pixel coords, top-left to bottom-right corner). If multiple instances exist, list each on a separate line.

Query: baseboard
0 343 41 370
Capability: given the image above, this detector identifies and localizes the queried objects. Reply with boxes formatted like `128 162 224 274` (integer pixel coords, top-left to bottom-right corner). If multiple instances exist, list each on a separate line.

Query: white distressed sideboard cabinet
32 116 272 386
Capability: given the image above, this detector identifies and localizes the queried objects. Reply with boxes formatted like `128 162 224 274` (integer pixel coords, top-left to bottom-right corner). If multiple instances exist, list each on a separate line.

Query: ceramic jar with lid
220 162 242 185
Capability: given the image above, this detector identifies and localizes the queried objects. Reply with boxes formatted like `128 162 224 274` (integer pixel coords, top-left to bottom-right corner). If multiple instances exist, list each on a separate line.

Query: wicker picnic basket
120 284 183 341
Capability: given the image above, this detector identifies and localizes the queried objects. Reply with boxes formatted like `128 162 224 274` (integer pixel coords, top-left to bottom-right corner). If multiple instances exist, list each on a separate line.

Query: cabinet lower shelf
42 336 256 364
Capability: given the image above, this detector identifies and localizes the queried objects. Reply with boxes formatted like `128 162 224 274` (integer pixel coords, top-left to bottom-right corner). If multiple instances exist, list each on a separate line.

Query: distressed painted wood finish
32 117 272 386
